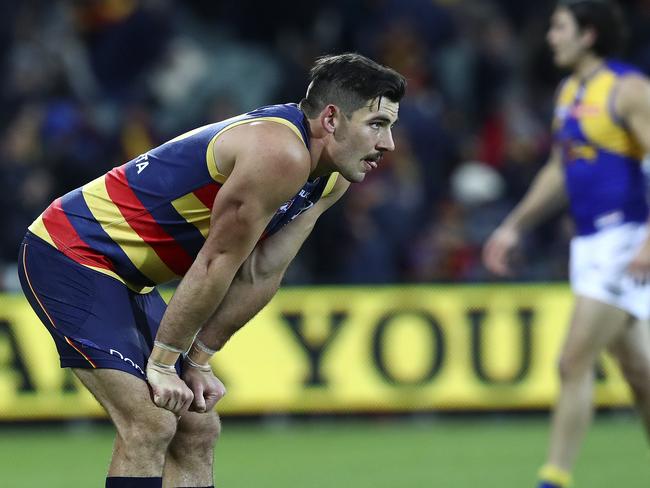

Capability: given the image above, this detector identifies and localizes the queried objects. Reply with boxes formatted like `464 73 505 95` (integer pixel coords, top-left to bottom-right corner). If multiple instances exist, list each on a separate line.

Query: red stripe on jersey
42 199 115 271
105 166 194 276
193 182 221 209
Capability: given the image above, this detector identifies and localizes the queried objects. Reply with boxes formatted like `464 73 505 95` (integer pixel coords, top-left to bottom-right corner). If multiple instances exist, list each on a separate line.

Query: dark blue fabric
18 232 174 380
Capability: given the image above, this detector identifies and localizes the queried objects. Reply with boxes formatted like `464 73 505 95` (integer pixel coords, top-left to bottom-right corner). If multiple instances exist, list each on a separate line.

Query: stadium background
1 0 649 486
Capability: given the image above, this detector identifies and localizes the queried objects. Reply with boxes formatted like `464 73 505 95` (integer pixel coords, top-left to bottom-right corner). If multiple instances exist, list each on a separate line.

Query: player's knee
119 410 178 453
170 411 221 458
557 351 592 382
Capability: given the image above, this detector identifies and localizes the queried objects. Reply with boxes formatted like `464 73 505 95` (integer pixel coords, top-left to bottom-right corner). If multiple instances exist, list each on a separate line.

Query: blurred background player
18 53 405 488
483 1 650 486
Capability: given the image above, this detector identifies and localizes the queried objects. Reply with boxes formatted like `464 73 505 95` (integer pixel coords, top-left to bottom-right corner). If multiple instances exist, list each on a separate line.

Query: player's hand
181 362 227 413
146 361 194 415
627 241 650 285
482 225 521 276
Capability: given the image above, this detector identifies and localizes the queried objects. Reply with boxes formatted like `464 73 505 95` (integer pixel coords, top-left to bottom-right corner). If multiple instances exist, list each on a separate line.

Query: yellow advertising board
0 285 633 419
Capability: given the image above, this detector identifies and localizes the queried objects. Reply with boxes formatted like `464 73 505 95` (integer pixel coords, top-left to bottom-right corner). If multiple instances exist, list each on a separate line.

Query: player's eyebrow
370 115 399 126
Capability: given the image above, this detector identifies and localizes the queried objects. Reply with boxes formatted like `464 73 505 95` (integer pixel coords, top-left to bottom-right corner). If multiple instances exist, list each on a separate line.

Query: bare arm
147 123 310 413
616 75 650 279
181 175 349 412
483 146 566 276
195 174 350 352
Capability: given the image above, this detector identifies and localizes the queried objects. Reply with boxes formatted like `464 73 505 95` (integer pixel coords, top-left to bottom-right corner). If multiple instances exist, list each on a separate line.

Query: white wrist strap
194 339 217 356
147 359 178 375
183 355 213 373
153 341 186 354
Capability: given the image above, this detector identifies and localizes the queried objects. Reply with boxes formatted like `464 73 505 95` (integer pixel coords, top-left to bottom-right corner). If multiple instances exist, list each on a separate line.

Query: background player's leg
608 319 650 441
163 410 221 487
73 368 178 478
544 296 631 473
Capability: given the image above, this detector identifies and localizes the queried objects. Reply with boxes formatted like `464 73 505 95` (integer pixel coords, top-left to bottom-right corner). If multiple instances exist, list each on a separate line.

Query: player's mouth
362 152 382 171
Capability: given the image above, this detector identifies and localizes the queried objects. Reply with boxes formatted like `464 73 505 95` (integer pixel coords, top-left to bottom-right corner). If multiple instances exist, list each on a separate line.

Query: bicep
200 127 310 260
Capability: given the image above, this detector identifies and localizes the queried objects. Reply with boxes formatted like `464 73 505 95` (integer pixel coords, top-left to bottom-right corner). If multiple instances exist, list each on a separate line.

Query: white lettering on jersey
135 154 149 174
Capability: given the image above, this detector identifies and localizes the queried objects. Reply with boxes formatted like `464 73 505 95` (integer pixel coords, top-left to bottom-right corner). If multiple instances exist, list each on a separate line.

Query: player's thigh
561 295 632 367
74 368 177 440
608 319 650 382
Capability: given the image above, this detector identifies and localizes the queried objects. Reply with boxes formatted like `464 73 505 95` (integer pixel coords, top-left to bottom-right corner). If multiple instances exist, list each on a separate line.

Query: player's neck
572 54 605 82
306 118 334 179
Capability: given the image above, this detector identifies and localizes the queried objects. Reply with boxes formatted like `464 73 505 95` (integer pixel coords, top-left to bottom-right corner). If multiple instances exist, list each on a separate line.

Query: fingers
203 383 227 412
188 380 227 413
150 378 194 414
155 387 194 414
483 238 511 276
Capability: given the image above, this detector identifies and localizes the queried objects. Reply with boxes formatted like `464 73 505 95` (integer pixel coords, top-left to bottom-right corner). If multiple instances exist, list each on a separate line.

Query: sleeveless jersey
553 60 647 236
29 103 339 292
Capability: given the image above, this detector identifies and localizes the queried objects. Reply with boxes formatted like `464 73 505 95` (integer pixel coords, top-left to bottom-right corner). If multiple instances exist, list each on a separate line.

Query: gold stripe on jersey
28 213 153 293
205 117 307 184
553 78 581 132
171 192 211 239
555 71 643 159
322 173 339 197
28 215 57 247
81 176 178 285
579 71 643 158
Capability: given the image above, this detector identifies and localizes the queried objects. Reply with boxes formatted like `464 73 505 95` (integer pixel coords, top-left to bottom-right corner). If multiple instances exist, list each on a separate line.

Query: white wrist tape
147 359 178 375
183 354 213 373
194 339 217 356
153 341 186 354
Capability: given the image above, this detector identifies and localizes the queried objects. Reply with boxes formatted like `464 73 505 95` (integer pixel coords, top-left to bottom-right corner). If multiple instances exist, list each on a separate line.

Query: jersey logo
290 200 314 222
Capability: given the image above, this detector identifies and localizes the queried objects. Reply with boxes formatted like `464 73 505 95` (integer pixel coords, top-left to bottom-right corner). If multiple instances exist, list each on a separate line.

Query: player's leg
128 286 221 487
608 319 650 441
163 410 221 487
18 234 179 487
539 296 632 487
74 368 178 482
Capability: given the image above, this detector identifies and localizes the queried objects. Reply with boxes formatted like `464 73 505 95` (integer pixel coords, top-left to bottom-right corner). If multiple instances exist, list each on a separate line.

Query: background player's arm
483 145 566 276
616 75 650 279
147 124 310 413
181 176 349 412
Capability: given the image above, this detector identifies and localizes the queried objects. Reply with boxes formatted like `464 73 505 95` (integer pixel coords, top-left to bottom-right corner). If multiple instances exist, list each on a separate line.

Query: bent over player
483 1 650 487
19 53 405 488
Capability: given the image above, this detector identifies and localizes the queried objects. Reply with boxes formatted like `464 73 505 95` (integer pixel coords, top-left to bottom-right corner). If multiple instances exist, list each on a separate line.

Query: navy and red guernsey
29 103 339 292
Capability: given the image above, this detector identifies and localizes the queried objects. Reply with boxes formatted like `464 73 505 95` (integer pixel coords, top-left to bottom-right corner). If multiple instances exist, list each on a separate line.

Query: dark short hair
299 53 407 118
558 0 627 57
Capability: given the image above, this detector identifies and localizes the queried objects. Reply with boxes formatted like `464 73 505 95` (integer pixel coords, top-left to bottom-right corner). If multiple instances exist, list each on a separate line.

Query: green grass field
1 414 648 487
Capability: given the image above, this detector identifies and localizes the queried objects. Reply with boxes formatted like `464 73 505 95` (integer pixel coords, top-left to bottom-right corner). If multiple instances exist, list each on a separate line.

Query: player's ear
320 104 339 135
581 26 597 51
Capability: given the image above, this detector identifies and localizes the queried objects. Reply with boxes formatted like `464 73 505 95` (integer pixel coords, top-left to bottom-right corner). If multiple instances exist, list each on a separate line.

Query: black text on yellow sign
0 285 633 419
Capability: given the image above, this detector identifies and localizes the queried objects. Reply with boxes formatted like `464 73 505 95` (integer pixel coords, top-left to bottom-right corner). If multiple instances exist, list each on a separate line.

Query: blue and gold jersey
29 103 339 292
553 60 647 235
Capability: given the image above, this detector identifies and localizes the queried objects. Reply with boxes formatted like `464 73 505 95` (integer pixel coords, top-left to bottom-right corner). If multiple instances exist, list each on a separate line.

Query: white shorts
570 223 650 320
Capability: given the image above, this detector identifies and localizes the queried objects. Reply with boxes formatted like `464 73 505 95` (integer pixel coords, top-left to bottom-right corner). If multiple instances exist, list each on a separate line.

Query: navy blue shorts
18 232 175 380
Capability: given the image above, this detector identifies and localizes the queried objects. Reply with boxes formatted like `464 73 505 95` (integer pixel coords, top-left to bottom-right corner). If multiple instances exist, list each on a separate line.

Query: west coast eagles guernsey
29 103 338 292
553 60 648 236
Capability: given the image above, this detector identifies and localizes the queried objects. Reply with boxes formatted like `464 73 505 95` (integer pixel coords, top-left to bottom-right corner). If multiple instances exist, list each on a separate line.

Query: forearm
503 158 567 232
197 269 282 351
154 252 244 354
198 208 321 351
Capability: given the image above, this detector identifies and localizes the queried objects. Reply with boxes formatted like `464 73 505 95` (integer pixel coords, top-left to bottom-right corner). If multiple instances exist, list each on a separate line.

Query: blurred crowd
2 0 650 290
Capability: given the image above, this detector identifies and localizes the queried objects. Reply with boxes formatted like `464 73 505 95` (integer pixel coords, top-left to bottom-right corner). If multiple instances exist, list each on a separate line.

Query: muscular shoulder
213 120 311 180
615 74 650 119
